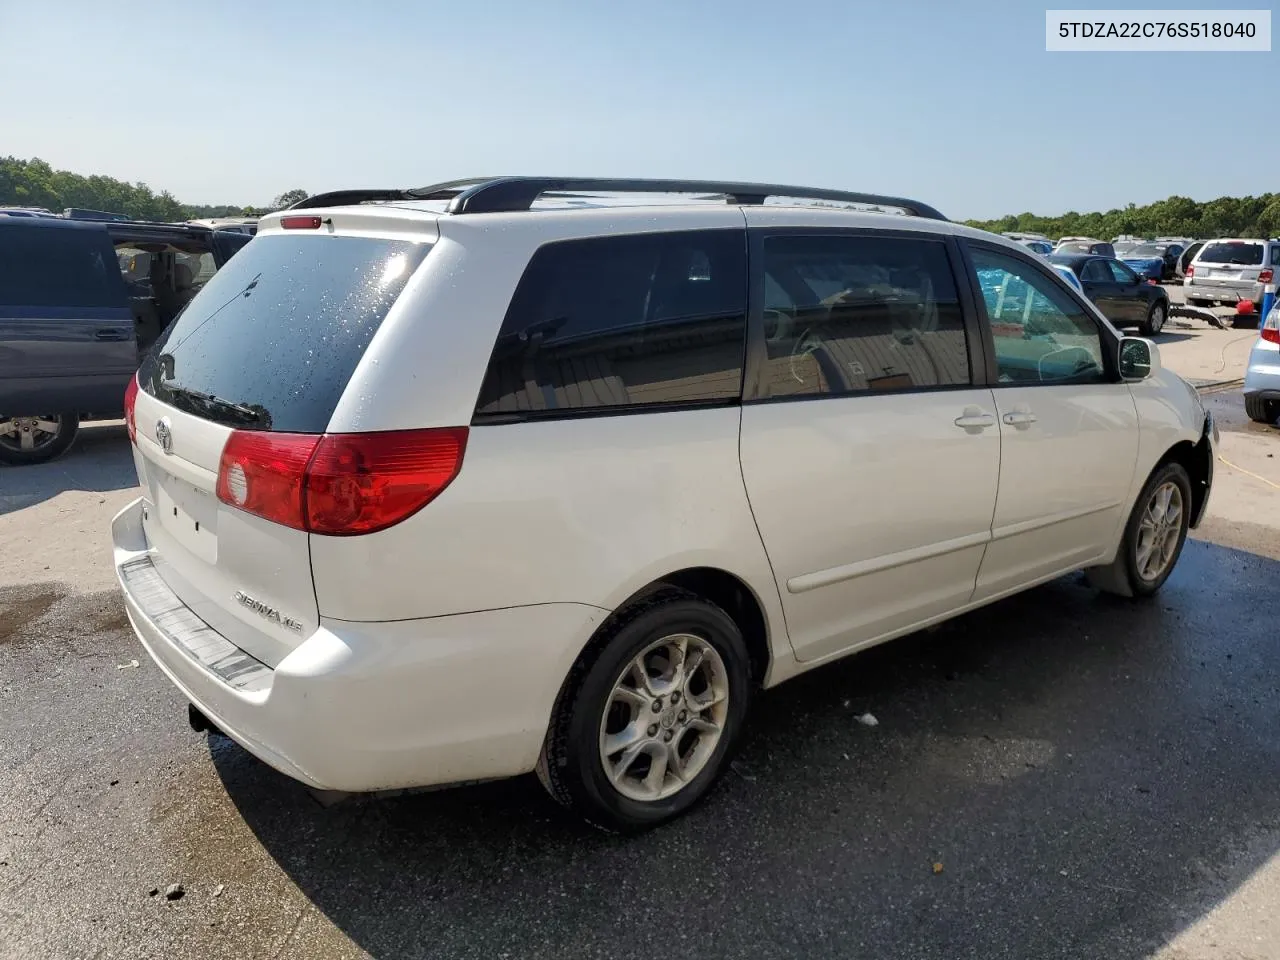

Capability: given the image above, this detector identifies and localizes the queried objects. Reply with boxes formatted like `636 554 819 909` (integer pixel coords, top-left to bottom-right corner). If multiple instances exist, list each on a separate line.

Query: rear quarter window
0 226 125 308
138 234 432 432
474 230 748 418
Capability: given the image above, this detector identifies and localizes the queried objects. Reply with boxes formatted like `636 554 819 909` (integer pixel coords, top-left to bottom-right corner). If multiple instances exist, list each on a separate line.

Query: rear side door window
1080 260 1111 284
474 230 747 418
755 233 971 398
971 248 1108 385
1106 260 1138 285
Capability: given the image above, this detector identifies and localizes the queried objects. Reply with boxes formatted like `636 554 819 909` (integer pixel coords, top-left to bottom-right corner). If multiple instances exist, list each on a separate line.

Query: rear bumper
112 498 607 792
1244 339 1280 396
1184 278 1263 303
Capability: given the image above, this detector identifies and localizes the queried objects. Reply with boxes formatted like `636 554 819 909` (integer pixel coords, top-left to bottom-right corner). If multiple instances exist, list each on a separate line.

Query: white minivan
113 178 1216 830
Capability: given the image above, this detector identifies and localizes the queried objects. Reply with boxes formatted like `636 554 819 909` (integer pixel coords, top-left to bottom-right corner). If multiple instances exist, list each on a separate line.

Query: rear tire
1087 462 1192 598
1141 301 1166 336
536 589 752 832
1245 394 1279 424
0 413 80 466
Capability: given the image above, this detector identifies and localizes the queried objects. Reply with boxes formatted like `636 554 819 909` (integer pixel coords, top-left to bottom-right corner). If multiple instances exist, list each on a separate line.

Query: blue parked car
1120 242 1183 282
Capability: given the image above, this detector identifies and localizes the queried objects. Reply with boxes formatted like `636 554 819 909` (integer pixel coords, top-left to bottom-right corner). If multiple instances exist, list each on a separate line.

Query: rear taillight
124 376 139 444
216 432 320 530
1260 269 1274 284
1185 266 1194 278
215 428 468 535
1262 310 1280 344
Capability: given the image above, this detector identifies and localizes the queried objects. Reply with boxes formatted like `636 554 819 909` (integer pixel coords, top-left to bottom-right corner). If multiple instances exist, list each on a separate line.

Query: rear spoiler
286 190 411 210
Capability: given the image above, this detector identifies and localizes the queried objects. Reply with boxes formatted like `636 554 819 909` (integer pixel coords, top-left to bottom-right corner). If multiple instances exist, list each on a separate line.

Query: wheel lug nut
671 691 681 704
651 700 662 713
678 710 687 722
663 731 673 742
647 724 658 736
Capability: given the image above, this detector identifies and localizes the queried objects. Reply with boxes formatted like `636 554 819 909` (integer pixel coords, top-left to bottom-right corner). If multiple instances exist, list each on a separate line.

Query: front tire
0 413 80 465
1141 301 1166 336
537 590 752 831
1245 394 1279 424
1087 462 1192 598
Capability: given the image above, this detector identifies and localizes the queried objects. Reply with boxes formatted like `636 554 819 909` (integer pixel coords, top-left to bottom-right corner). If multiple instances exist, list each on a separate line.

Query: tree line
964 193 1280 241
0 156 306 221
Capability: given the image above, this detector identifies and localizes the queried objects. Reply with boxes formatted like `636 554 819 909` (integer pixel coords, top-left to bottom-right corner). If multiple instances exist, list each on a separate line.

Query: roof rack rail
405 177 947 220
286 189 413 210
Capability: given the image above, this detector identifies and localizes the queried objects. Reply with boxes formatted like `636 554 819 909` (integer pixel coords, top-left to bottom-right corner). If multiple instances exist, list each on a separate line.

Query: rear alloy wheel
1245 394 1279 424
1142 301 1166 336
537 590 751 831
0 413 80 466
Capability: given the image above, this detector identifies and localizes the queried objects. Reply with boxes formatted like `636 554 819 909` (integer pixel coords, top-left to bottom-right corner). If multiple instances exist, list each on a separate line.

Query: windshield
1197 242 1264 265
137 233 432 431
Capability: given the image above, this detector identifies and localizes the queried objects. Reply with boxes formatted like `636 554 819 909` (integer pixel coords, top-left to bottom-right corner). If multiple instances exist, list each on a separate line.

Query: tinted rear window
474 230 747 419
1197 242 1264 265
138 234 431 432
0 225 125 308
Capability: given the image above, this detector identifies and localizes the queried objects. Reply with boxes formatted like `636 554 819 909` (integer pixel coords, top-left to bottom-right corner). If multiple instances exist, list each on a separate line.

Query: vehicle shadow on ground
215 539 1280 959
0 424 135 516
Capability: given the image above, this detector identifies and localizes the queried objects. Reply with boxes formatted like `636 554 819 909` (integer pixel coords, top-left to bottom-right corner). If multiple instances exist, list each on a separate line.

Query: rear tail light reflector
1185 266 1194 277
216 428 468 535
1260 269 1274 284
124 375 139 444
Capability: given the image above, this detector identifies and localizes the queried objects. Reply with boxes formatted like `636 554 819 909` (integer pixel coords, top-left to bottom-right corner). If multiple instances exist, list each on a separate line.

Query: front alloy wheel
1133 480 1184 584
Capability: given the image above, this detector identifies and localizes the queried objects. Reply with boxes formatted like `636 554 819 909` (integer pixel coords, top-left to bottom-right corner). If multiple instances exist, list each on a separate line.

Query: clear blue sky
2 0 1275 219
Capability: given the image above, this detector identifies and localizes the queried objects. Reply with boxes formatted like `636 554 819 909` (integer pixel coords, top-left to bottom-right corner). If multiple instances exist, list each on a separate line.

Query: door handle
94 329 130 341
954 407 996 432
1002 411 1038 427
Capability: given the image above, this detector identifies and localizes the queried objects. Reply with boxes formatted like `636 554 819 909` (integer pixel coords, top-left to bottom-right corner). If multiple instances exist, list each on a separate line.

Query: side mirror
1119 336 1154 381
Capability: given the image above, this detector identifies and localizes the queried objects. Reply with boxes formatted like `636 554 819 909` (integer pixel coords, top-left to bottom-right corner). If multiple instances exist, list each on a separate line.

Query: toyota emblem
155 417 173 454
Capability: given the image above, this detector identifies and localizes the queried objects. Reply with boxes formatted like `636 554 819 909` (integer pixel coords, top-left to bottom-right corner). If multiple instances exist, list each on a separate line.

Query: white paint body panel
738 391 1000 662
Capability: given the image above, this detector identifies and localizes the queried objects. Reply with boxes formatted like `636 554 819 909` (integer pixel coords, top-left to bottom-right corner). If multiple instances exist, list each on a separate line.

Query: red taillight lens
280 215 322 230
305 428 468 535
215 427 468 535
1260 269 1274 284
1185 266 1194 277
216 432 321 530
1263 311 1280 344
124 375 139 444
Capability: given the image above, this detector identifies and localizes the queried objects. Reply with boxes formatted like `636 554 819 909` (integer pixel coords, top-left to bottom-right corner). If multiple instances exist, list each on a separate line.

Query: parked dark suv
0 217 250 464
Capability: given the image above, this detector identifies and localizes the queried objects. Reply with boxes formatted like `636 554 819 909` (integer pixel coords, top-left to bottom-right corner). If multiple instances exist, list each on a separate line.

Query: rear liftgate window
474 229 748 418
137 234 431 432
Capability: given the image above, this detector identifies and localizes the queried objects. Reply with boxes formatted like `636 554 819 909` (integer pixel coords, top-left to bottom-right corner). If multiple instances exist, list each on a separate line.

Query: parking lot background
3 290 1280 959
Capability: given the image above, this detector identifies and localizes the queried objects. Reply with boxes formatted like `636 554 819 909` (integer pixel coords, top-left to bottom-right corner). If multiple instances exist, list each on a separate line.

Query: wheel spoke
32 419 59 435
688 717 720 736
602 722 645 758
0 420 18 438
689 685 726 713
19 429 34 451
611 685 648 710
667 739 688 783
681 648 705 688
642 742 669 795
626 657 655 697
609 741 648 784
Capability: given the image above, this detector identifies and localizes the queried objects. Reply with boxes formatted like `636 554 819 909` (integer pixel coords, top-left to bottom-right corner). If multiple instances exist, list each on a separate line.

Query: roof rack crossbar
405 177 945 220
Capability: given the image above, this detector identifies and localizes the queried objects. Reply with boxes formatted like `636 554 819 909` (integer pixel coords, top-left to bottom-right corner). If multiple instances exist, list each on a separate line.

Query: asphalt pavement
2 389 1280 959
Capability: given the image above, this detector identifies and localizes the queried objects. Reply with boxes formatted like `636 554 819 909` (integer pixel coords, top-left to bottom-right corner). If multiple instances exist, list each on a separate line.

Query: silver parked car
1185 239 1280 311
1243 301 1280 423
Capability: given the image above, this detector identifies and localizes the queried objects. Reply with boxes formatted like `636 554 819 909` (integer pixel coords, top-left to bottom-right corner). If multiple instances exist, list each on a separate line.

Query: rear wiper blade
162 383 262 424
